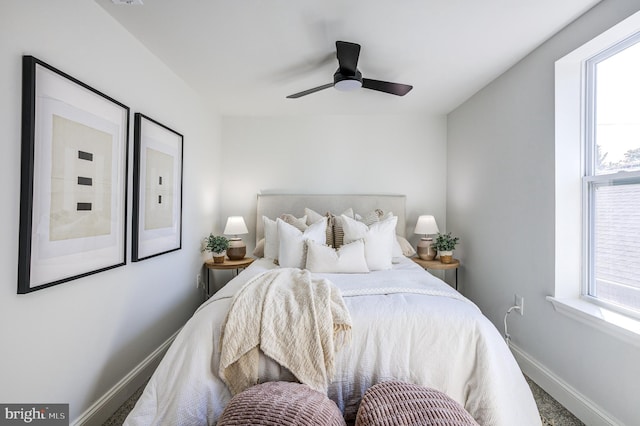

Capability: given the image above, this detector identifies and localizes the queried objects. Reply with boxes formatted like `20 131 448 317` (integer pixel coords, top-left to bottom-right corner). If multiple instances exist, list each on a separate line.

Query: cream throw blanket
218 268 352 396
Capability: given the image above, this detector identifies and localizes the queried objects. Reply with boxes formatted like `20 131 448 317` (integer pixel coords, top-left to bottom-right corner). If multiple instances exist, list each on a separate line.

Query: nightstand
412 257 460 290
204 257 255 298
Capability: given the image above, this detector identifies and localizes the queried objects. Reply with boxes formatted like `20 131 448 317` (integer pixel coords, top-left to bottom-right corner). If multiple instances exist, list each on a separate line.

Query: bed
124 194 540 426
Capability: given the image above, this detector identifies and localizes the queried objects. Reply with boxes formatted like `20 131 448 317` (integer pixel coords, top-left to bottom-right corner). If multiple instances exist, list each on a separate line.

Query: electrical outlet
515 294 524 316
196 274 201 289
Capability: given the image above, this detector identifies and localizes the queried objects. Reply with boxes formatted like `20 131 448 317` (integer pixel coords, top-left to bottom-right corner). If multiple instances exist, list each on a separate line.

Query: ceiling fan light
334 79 362 91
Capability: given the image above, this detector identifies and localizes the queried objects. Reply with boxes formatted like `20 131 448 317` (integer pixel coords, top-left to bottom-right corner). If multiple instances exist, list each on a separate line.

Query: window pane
592 182 640 311
595 39 640 175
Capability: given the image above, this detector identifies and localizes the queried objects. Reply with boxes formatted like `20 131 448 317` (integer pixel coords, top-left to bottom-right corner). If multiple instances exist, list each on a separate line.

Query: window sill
546 296 640 347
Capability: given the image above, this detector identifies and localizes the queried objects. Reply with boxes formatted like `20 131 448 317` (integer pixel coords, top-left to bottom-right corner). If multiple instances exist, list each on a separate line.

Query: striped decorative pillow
305 208 355 248
332 216 345 248
330 208 355 248
358 209 385 226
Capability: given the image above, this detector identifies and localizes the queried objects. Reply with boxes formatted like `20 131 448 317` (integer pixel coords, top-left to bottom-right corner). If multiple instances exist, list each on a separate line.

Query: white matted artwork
132 113 183 261
144 147 174 230
50 114 113 241
18 56 129 294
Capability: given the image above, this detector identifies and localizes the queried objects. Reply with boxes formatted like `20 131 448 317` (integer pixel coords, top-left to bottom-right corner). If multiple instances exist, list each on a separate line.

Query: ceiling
96 0 600 116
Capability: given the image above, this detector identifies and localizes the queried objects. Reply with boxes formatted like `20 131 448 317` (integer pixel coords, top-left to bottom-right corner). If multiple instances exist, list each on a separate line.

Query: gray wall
447 1 640 424
0 1 222 422
220 114 448 251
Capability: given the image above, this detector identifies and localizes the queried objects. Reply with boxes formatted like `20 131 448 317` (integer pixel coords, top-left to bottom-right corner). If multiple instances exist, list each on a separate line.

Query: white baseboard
71 330 180 426
509 343 624 426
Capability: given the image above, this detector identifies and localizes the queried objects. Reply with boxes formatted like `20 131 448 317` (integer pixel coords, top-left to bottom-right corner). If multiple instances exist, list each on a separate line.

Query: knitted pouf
355 381 479 426
218 381 346 426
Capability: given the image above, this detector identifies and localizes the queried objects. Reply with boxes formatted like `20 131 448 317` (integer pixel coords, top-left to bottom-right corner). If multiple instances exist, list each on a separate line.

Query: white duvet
124 258 540 426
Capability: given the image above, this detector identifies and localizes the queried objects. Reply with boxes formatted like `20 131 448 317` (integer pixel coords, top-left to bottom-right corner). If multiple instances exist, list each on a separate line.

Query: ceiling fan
286 41 413 99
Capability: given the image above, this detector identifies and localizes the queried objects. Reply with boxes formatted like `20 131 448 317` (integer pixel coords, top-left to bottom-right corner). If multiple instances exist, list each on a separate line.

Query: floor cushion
218 381 346 426
355 381 479 426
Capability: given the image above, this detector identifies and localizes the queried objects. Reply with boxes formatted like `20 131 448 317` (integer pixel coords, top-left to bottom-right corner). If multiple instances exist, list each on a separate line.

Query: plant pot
439 250 453 264
212 252 226 263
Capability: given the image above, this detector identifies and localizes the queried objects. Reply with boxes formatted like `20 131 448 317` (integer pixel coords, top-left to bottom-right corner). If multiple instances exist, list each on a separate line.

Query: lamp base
417 237 436 260
227 238 246 260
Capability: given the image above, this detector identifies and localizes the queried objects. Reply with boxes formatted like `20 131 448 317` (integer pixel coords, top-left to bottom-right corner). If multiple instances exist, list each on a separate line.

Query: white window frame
551 10 640 346
582 34 640 320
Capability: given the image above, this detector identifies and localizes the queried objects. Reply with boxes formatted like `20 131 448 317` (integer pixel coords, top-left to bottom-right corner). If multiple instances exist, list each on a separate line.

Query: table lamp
224 216 249 260
414 215 439 260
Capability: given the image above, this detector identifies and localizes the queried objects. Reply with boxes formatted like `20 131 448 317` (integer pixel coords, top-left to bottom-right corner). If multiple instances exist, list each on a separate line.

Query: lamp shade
414 215 439 236
223 216 248 236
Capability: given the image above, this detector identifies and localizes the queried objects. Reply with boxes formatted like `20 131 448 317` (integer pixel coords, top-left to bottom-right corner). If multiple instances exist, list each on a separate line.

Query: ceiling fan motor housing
334 69 363 91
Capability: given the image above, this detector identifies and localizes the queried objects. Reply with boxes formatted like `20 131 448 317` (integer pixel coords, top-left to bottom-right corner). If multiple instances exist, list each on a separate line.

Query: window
552 10 640 342
584 34 640 316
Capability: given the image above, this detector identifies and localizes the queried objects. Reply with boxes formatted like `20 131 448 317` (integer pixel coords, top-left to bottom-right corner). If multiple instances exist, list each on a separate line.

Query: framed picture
132 113 183 261
18 56 129 294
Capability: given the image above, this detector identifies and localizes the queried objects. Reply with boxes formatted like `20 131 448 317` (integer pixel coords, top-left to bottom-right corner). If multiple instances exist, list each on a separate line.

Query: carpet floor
102 375 584 425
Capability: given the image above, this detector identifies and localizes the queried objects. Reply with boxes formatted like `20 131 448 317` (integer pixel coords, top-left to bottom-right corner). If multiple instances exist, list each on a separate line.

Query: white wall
447 1 640 425
220 114 447 251
0 1 221 422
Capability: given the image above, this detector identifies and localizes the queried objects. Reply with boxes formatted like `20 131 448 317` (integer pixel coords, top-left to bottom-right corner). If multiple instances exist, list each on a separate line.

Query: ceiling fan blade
286 83 334 99
271 52 336 83
336 41 360 76
362 78 413 96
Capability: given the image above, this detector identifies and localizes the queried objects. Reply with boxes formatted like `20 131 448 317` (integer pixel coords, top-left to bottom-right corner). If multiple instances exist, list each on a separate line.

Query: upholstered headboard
255 194 407 244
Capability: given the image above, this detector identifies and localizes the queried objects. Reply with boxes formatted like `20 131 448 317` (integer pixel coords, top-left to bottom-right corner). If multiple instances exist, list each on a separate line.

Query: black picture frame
18 56 130 294
132 113 184 261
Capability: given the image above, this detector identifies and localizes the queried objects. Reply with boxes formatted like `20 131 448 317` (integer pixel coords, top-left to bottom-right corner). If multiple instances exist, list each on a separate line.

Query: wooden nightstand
204 257 255 297
412 257 460 290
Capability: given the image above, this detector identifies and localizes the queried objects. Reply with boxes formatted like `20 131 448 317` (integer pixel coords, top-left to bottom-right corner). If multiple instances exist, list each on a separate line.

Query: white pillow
349 209 404 261
280 213 308 231
277 218 327 268
253 238 265 257
341 214 398 271
396 235 416 257
263 214 307 260
304 208 325 225
304 208 332 246
305 239 369 273
263 216 279 260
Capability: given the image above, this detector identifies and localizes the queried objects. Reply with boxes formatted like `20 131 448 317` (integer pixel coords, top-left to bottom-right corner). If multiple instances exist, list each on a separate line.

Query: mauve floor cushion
217 381 346 426
355 381 480 426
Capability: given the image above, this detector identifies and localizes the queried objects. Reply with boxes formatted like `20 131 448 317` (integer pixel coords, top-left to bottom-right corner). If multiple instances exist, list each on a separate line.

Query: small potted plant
432 232 460 264
202 234 229 263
